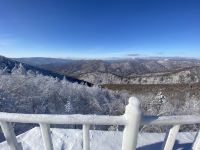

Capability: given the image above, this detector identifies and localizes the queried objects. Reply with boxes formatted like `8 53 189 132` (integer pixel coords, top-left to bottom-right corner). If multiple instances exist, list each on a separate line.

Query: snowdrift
0 127 196 150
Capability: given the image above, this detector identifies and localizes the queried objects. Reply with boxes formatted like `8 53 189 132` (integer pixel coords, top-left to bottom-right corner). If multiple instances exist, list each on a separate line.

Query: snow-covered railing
0 97 200 150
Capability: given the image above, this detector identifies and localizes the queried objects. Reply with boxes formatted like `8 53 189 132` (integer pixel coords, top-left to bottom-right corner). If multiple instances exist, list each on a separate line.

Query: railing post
161 125 180 150
39 123 54 150
0 121 22 150
83 124 90 150
192 130 200 150
122 97 141 150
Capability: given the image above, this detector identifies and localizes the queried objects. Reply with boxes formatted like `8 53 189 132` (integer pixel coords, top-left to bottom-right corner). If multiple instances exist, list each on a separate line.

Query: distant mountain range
13 57 200 84
14 57 75 66
0 55 92 86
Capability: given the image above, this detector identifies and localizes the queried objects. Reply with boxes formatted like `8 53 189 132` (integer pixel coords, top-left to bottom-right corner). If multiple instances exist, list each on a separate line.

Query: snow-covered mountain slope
0 55 92 85
15 57 200 85
0 127 196 150
78 66 200 85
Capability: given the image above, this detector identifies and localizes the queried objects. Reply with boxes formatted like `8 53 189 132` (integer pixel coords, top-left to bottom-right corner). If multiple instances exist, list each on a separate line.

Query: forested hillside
15 57 200 84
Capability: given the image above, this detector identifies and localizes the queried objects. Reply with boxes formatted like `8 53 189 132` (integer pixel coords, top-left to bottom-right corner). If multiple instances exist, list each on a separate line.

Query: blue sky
0 0 200 58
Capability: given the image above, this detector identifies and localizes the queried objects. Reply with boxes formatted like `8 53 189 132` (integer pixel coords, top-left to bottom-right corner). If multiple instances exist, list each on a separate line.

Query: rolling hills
1 55 92 85
14 57 200 84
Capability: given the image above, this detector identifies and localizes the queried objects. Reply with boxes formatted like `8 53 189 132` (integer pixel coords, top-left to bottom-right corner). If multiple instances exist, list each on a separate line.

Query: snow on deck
0 127 196 150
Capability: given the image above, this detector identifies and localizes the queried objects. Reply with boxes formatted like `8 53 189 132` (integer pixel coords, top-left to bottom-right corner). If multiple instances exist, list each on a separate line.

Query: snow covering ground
0 127 196 150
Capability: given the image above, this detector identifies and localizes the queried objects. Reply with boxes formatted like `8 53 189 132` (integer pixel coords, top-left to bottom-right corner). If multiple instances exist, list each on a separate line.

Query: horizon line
7 55 200 60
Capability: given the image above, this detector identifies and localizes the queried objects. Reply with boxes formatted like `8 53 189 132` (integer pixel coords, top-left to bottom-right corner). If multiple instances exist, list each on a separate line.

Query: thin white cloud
0 37 16 47
0 40 10 46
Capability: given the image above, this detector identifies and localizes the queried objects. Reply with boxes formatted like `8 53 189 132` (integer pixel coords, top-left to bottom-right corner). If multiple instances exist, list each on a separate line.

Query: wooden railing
0 97 200 150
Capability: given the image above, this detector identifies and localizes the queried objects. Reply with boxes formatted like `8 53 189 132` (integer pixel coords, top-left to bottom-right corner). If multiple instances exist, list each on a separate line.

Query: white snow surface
0 127 196 150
